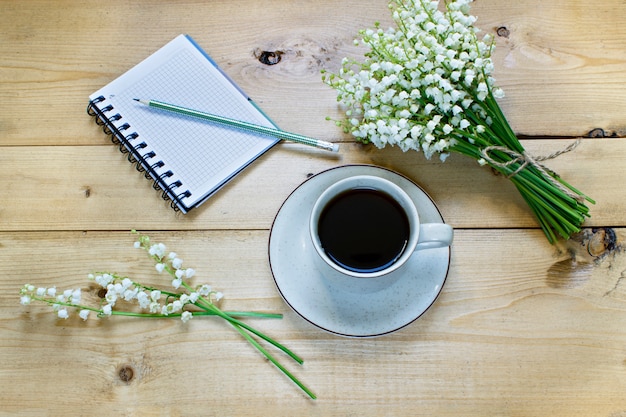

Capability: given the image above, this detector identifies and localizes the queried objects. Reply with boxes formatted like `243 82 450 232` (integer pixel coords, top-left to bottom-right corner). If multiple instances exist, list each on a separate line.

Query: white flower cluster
91 273 199 321
143 243 197 290
20 284 89 320
324 0 503 160
138 239 221 297
135 237 224 313
20 236 224 323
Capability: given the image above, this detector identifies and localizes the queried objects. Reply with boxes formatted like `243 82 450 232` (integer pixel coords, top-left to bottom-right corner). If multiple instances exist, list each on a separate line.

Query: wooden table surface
2 0 626 415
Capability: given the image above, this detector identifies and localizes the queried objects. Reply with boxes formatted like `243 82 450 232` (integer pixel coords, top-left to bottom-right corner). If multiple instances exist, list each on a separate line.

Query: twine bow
479 139 585 203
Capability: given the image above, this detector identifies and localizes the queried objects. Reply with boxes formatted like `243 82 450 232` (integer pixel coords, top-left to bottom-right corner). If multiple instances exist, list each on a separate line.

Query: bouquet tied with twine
323 0 594 243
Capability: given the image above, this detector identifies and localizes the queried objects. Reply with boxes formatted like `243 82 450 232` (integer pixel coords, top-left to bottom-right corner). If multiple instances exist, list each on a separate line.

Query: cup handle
415 223 453 250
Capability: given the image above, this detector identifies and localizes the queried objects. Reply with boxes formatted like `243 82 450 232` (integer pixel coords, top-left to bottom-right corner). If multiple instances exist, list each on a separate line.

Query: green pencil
134 98 339 153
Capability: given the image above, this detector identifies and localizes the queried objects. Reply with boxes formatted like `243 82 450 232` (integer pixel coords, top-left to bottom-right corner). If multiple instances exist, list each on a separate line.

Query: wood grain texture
2 0 626 415
2 229 625 416
0 139 622 231
1 0 625 145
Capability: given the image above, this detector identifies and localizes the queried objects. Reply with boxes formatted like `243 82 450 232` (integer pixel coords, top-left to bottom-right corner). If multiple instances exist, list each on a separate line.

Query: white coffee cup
309 175 452 290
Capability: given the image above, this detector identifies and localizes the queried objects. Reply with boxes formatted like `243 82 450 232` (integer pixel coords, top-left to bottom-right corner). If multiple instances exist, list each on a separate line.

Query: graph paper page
89 34 278 212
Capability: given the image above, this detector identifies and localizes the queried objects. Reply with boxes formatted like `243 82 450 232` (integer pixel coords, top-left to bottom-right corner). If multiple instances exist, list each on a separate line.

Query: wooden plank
2 229 625 415
1 0 625 146
472 0 626 137
0 139 622 231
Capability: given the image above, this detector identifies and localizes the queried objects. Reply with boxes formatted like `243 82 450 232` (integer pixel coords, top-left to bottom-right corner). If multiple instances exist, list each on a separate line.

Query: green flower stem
450 133 591 243
25 295 281 320
518 189 556 241
511 174 585 239
230 321 316 400
513 180 570 238
188 286 314 398
436 29 591 240
190 289 303 365
28 297 104 314
122 279 283 319
218 311 283 319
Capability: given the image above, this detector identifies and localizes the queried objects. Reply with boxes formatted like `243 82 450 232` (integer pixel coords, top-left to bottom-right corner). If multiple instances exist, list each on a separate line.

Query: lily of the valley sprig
323 0 593 243
20 231 315 399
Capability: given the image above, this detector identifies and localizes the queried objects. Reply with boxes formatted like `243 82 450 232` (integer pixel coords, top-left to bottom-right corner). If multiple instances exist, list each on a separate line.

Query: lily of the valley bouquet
323 0 593 243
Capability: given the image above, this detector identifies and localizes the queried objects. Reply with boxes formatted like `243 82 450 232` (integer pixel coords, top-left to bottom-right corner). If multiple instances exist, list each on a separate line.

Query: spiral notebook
87 34 279 213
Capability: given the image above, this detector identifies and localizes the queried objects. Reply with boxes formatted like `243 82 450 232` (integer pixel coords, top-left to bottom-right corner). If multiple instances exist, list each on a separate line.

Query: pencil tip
133 98 139 101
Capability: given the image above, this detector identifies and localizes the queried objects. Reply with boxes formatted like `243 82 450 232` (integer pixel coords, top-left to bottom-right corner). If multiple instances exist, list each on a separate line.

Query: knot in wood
586 128 606 138
496 26 510 38
118 365 134 383
588 228 617 257
258 51 283 65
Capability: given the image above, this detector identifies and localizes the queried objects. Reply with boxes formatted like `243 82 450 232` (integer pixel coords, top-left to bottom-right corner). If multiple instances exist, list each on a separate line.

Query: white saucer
268 165 450 337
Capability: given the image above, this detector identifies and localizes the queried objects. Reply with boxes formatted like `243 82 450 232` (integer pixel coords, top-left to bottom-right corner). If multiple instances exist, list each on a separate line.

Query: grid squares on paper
97 38 277 205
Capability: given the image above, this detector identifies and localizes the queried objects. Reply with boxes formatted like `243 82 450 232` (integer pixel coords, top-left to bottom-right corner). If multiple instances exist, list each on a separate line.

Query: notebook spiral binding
87 95 192 211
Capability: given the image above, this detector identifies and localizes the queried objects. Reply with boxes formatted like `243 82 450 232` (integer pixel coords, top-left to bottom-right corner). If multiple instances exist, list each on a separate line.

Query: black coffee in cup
317 188 410 273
